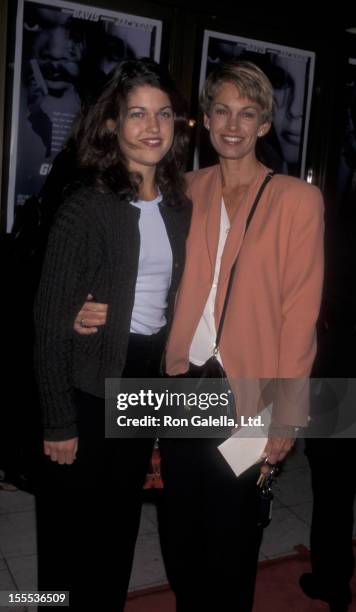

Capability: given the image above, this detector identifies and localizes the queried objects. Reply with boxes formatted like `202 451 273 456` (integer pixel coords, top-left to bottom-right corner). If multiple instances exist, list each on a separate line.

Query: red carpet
125 544 356 611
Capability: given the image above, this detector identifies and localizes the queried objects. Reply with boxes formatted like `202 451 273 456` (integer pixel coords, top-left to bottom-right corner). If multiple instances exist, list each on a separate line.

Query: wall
0 0 355 229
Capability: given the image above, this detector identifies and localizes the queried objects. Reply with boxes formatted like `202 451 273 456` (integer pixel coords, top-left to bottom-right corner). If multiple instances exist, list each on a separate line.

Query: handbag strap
213 171 275 354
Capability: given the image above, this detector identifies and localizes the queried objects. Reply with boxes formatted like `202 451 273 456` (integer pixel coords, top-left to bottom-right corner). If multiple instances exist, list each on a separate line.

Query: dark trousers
35 329 165 611
305 438 356 604
158 438 263 612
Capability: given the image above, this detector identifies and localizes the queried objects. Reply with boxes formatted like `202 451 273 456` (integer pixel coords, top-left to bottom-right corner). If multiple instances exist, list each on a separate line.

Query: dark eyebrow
127 105 173 111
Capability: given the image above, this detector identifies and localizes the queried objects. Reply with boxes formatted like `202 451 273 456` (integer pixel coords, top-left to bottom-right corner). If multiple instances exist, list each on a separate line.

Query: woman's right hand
74 293 108 335
44 438 78 465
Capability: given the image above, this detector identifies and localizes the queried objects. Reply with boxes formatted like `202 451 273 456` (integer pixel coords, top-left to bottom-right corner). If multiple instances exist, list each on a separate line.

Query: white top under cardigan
130 194 173 335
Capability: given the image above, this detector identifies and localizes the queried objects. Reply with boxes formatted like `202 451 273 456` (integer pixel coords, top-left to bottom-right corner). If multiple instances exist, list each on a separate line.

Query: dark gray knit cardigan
34 185 191 441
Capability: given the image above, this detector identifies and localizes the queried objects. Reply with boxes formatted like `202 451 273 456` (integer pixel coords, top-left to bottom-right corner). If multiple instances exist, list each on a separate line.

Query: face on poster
196 30 315 178
6 0 162 231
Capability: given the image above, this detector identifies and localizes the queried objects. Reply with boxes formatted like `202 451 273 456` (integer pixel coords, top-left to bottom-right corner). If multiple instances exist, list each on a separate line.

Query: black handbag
184 172 274 393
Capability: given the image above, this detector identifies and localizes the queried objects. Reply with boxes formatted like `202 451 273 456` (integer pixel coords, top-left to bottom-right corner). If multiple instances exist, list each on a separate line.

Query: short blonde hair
200 60 274 123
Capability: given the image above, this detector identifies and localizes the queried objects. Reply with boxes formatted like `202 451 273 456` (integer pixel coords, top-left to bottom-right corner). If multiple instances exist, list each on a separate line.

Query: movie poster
336 58 356 207
6 0 162 231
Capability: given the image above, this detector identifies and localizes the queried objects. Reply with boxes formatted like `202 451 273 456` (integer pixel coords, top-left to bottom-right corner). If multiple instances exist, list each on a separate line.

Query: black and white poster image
6 0 162 231
196 30 315 178
337 58 356 207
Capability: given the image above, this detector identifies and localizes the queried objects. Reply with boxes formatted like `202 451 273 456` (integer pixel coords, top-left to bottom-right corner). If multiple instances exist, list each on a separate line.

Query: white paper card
217 406 272 477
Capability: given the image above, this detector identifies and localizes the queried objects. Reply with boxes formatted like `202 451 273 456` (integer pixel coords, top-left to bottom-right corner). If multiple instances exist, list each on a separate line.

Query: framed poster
195 29 315 179
336 57 356 207
6 0 162 231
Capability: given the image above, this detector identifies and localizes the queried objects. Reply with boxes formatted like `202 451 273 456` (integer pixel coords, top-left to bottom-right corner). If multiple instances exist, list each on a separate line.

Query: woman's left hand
74 293 108 335
44 438 78 465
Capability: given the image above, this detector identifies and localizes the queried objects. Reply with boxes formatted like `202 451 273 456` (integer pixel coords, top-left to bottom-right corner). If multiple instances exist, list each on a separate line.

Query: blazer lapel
218 200 247 284
219 166 269 284
205 166 224 281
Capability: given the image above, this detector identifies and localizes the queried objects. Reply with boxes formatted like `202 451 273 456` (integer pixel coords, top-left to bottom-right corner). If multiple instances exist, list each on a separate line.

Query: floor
0 440 355 611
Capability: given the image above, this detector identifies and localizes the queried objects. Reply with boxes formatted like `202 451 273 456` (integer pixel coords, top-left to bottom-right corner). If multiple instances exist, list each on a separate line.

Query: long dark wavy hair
74 58 189 207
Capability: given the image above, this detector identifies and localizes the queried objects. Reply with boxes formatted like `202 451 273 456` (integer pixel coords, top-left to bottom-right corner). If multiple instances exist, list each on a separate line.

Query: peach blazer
165 164 325 426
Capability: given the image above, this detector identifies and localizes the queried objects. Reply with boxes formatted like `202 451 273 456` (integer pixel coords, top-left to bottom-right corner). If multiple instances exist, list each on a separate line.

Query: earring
258 130 263 137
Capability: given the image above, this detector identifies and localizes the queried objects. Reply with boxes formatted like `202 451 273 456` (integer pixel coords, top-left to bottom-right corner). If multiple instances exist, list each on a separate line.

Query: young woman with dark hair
34 58 191 611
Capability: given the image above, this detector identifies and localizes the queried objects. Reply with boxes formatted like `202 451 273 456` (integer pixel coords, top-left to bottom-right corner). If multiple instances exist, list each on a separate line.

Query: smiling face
116 85 174 174
204 81 270 162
